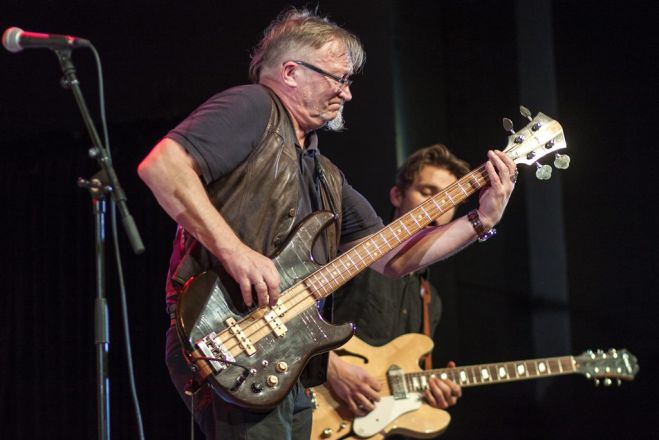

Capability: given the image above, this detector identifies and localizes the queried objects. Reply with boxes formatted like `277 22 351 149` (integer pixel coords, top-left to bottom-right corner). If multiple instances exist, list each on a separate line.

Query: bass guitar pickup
263 303 288 337
226 317 256 355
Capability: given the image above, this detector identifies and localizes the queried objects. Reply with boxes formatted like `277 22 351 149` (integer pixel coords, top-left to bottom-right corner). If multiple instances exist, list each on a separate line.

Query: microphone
2 27 90 53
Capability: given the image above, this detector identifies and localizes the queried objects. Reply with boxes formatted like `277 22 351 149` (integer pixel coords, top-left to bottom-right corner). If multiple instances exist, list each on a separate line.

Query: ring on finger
511 169 519 184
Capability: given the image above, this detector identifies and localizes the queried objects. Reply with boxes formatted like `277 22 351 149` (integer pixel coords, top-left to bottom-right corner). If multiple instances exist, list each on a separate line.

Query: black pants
165 326 313 439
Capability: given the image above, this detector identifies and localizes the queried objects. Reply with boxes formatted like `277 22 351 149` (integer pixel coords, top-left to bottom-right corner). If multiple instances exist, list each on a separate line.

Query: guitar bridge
195 331 235 373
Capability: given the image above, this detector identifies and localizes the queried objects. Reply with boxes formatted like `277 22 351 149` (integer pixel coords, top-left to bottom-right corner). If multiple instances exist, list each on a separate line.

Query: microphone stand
77 177 112 440
54 48 145 440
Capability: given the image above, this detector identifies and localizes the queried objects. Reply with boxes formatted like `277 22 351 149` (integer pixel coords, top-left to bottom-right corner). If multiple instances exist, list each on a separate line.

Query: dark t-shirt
333 269 442 346
164 84 383 304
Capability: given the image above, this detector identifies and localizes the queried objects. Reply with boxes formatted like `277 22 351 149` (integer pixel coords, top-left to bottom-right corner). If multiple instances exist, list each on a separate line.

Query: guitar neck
404 356 577 390
304 165 490 300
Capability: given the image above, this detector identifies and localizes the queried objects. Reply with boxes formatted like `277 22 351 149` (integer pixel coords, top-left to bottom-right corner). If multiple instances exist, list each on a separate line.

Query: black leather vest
172 89 343 388
172 88 344 287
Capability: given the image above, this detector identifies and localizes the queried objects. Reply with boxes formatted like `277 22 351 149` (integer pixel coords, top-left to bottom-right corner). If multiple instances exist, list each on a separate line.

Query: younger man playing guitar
328 145 470 416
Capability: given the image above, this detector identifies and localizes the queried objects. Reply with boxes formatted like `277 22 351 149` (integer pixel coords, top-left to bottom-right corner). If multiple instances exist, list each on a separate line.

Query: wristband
467 209 497 242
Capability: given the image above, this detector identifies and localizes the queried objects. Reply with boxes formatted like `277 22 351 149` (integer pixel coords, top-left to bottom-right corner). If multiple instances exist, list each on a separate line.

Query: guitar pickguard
352 394 423 438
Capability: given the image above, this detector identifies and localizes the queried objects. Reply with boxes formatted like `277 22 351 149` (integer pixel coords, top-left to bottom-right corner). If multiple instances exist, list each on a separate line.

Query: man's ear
281 61 298 87
389 185 403 209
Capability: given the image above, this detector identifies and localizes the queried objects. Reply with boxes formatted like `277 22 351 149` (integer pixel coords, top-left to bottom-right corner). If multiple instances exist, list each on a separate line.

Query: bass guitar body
175 211 354 410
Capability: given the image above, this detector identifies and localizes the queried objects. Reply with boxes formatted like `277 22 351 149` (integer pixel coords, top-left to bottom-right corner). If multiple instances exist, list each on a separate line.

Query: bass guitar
175 108 568 409
309 334 639 439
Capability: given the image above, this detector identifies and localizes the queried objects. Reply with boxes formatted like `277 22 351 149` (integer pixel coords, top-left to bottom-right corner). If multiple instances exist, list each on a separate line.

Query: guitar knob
266 375 279 387
251 382 264 394
321 428 333 438
275 361 289 373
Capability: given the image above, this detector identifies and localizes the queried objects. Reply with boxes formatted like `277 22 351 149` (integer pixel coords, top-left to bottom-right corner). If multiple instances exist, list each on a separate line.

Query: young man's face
390 165 459 226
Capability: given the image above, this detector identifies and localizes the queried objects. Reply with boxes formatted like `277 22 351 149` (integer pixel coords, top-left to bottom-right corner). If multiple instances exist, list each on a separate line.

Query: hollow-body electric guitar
308 334 638 439
175 109 568 409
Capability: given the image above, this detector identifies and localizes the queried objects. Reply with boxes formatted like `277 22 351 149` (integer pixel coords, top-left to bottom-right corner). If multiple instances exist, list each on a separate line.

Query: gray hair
249 7 366 83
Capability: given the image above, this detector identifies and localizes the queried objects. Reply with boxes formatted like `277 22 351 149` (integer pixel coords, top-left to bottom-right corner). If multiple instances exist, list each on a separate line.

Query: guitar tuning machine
502 118 525 143
554 153 571 170
519 105 533 122
502 117 515 135
535 162 553 180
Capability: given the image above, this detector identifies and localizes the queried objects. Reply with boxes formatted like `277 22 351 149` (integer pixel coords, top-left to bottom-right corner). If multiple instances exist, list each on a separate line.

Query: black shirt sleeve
166 84 272 184
339 178 384 244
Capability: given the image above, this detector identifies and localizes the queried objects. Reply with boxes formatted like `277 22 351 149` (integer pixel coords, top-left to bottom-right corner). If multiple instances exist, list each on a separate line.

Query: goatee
325 106 345 132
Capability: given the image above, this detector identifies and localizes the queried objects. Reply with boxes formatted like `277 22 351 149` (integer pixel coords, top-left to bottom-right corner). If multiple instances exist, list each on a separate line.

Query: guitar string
333 356 576 397
402 356 576 390
213 166 491 355
213 166 490 356
214 168 490 359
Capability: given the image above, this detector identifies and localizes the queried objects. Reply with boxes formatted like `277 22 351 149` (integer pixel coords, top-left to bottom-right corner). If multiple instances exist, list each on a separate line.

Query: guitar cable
90 43 146 440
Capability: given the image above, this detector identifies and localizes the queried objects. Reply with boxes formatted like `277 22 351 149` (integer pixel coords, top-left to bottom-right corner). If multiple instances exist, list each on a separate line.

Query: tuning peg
502 118 515 134
594 379 600 386
554 154 571 170
603 378 613 387
535 163 552 180
553 153 568 167
520 105 533 121
617 379 622 386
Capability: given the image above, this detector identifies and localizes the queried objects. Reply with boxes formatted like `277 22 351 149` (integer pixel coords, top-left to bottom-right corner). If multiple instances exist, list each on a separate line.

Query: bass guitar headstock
502 105 569 181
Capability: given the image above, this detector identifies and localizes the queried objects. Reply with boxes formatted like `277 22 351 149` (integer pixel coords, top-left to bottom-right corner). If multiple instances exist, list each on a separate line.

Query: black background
1 1 657 439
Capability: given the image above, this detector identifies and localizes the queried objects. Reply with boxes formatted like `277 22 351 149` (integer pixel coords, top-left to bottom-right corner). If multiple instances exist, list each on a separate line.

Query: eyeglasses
291 60 353 88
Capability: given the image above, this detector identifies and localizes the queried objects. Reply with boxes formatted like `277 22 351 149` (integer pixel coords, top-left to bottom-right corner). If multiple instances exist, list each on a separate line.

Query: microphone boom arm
55 49 145 255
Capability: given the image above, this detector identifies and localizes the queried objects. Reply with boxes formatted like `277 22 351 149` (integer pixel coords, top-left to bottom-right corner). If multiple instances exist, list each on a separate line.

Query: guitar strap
420 275 433 370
